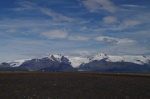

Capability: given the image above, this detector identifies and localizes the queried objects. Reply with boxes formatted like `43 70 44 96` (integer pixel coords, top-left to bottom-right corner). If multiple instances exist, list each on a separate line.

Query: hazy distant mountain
0 62 11 67
1 53 150 72
79 61 150 72
0 62 28 71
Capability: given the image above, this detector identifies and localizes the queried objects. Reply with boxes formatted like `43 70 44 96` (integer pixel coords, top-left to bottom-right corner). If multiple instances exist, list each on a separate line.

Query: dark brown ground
0 72 150 99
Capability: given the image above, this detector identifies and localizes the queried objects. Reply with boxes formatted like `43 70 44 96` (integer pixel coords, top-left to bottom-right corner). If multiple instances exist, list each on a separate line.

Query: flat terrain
0 72 150 99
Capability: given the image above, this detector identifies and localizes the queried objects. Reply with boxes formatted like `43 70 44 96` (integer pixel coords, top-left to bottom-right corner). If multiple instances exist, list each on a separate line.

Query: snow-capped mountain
66 53 150 68
1 53 150 72
48 54 64 62
89 53 150 65
19 54 75 71
7 53 150 68
78 53 150 72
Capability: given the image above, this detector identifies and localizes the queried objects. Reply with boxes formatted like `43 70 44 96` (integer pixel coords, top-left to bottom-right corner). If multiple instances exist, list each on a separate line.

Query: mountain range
0 53 150 72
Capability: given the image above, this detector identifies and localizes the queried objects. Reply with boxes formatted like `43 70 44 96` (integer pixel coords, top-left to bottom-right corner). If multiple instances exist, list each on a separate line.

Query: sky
0 0 150 62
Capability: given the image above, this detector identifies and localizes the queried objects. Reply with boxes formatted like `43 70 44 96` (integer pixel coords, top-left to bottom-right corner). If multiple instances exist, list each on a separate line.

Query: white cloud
110 20 141 31
122 20 141 27
94 44 150 56
40 8 75 22
103 16 117 24
94 19 142 32
132 29 150 38
41 30 68 39
121 4 145 8
95 36 135 45
0 18 67 29
68 36 89 41
15 1 75 22
16 1 36 9
107 20 141 31
80 26 88 31
81 0 118 13
6 29 17 33
42 30 89 40
66 50 96 57
78 20 91 24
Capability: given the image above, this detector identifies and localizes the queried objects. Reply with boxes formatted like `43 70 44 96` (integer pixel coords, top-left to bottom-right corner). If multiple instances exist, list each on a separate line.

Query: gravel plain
0 72 150 99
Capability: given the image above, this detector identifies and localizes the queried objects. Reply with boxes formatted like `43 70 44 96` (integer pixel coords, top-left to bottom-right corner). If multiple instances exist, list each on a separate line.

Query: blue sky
0 0 150 62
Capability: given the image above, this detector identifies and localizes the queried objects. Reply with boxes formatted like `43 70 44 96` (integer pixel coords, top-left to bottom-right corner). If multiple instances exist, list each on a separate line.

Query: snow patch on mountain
53 54 63 62
66 56 89 68
108 55 150 65
86 53 150 65
48 54 63 62
89 53 108 61
9 59 29 67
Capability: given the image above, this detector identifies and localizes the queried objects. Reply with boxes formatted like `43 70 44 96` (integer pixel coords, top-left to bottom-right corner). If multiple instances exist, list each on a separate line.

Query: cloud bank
81 0 118 13
95 36 135 45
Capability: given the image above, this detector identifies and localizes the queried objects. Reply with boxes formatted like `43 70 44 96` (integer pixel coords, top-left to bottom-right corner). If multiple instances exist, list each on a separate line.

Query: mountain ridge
1 53 150 72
